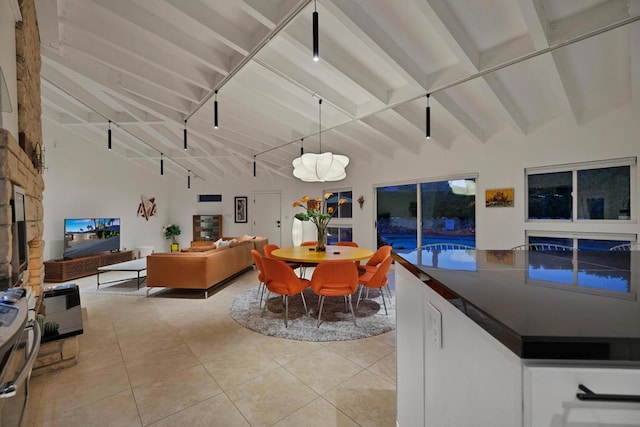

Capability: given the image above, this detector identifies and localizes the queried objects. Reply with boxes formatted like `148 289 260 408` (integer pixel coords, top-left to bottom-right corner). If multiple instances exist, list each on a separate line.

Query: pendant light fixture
253 156 256 177
312 0 319 62
108 120 112 150
213 90 219 129
183 120 188 150
187 170 191 189
300 138 304 156
160 152 164 175
426 94 431 139
292 98 349 182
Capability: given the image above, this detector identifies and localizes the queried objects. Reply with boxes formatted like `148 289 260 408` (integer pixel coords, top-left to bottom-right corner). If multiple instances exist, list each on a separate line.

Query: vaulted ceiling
35 0 640 181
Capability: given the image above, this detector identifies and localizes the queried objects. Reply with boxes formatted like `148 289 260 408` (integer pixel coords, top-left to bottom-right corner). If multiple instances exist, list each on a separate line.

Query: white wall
42 121 171 260
0 0 19 135
42 101 640 257
350 102 640 250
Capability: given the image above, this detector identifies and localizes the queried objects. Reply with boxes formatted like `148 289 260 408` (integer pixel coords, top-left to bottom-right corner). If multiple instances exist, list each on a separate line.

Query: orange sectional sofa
146 237 267 296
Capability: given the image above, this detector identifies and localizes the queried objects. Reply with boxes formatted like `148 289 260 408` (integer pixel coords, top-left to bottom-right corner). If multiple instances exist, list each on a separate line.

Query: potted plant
163 224 181 252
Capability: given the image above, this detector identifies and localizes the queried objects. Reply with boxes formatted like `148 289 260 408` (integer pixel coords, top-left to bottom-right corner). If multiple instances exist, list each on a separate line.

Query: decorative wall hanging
235 196 248 223
137 195 157 220
485 188 514 207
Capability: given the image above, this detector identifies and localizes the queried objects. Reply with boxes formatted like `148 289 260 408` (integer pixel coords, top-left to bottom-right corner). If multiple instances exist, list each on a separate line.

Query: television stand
44 251 133 283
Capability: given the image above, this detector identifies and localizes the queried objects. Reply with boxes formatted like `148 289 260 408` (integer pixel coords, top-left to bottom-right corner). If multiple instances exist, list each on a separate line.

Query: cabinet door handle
577 384 640 403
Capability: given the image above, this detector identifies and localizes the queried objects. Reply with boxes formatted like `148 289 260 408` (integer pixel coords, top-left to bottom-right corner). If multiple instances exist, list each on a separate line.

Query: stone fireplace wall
0 0 44 296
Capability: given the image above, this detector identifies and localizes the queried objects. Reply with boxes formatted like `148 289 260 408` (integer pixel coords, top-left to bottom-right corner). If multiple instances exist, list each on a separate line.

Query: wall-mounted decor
137 195 157 220
235 196 248 223
485 250 515 265
485 188 514 208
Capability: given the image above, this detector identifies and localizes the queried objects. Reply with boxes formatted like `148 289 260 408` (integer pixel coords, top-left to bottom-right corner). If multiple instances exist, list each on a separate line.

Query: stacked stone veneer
0 0 44 296
0 129 44 293
15 0 43 155
2 0 78 372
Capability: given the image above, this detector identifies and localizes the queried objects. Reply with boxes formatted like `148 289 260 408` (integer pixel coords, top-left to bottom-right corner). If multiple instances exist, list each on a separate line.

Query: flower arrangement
293 193 347 251
162 224 181 242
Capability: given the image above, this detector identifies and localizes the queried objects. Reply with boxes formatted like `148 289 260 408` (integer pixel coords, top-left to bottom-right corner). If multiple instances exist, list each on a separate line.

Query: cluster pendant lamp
187 170 191 189
160 153 164 175
312 0 319 61
107 120 112 150
214 90 219 129
292 98 349 182
426 94 431 139
183 120 188 150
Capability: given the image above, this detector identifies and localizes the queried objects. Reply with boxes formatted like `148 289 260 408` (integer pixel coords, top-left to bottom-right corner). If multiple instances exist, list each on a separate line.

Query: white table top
97 258 146 272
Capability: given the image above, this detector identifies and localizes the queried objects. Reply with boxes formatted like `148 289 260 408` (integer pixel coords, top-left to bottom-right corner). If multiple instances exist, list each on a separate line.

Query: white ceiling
35 0 640 181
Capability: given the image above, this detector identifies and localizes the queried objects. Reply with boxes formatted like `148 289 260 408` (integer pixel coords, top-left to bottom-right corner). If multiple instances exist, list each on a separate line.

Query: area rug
229 287 395 341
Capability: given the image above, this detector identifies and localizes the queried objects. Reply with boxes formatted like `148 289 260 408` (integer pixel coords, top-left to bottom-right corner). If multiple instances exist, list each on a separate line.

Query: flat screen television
63 218 120 259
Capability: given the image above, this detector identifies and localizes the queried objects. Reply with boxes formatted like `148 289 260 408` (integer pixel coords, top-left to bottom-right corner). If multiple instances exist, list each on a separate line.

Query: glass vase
170 236 179 252
316 225 327 252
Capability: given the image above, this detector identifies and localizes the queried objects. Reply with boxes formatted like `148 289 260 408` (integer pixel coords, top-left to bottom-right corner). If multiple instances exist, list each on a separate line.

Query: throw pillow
228 238 239 247
237 234 255 243
214 238 224 248
217 239 231 249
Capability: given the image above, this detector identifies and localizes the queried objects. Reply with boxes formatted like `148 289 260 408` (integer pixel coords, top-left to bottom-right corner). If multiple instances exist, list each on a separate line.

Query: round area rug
230 287 395 341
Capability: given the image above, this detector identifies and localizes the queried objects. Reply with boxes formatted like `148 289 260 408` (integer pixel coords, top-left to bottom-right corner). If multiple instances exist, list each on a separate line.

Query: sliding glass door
421 179 476 247
376 178 476 253
376 184 418 253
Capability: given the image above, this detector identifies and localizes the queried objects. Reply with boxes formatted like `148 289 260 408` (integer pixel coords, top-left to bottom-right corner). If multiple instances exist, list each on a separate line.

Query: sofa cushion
237 234 256 243
182 245 216 252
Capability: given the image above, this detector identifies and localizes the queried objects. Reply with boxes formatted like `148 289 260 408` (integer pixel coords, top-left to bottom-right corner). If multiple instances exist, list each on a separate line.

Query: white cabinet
396 265 425 427
396 264 522 427
524 365 640 427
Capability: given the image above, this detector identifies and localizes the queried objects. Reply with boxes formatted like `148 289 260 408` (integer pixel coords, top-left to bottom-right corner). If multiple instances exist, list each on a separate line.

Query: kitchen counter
395 249 640 426
396 249 640 361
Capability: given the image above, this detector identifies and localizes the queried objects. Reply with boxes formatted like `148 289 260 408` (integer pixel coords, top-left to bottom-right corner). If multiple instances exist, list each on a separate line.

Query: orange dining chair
358 245 392 275
251 249 268 309
260 257 311 328
299 241 319 277
357 256 392 315
310 260 359 327
336 241 360 266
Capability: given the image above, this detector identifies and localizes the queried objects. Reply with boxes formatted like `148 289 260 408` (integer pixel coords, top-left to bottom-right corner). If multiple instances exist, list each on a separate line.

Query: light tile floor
25 268 396 426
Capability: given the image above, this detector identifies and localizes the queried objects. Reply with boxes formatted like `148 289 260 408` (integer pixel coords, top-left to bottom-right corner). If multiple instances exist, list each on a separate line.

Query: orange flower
338 198 347 205
328 207 334 214
315 197 322 202
324 192 333 200
292 201 302 207
301 195 310 202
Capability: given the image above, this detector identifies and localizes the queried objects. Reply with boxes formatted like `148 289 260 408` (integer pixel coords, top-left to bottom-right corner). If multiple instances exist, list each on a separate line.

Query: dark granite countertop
395 249 640 361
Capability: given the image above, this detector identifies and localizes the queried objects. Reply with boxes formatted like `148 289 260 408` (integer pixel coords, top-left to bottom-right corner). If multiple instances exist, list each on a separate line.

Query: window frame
374 173 478 252
525 157 637 223
324 188 353 221
525 230 637 250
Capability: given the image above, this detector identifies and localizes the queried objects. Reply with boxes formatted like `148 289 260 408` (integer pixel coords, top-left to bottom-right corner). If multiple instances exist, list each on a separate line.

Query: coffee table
96 258 147 290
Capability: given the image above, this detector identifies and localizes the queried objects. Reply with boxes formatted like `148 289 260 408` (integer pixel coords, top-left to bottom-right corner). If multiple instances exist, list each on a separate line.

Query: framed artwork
485 250 515 265
486 188 514 207
235 196 248 223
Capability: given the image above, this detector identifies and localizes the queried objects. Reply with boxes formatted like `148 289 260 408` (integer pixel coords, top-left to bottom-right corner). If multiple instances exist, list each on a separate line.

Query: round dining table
271 245 374 263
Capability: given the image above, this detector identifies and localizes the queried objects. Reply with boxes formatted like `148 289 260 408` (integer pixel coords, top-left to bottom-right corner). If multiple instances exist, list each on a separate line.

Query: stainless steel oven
0 289 40 427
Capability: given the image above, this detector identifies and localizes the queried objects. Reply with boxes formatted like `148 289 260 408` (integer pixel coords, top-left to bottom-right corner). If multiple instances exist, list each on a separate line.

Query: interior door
253 192 282 246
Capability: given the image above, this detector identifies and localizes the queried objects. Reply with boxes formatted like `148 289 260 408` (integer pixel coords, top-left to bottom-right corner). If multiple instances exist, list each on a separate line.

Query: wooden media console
44 251 133 282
